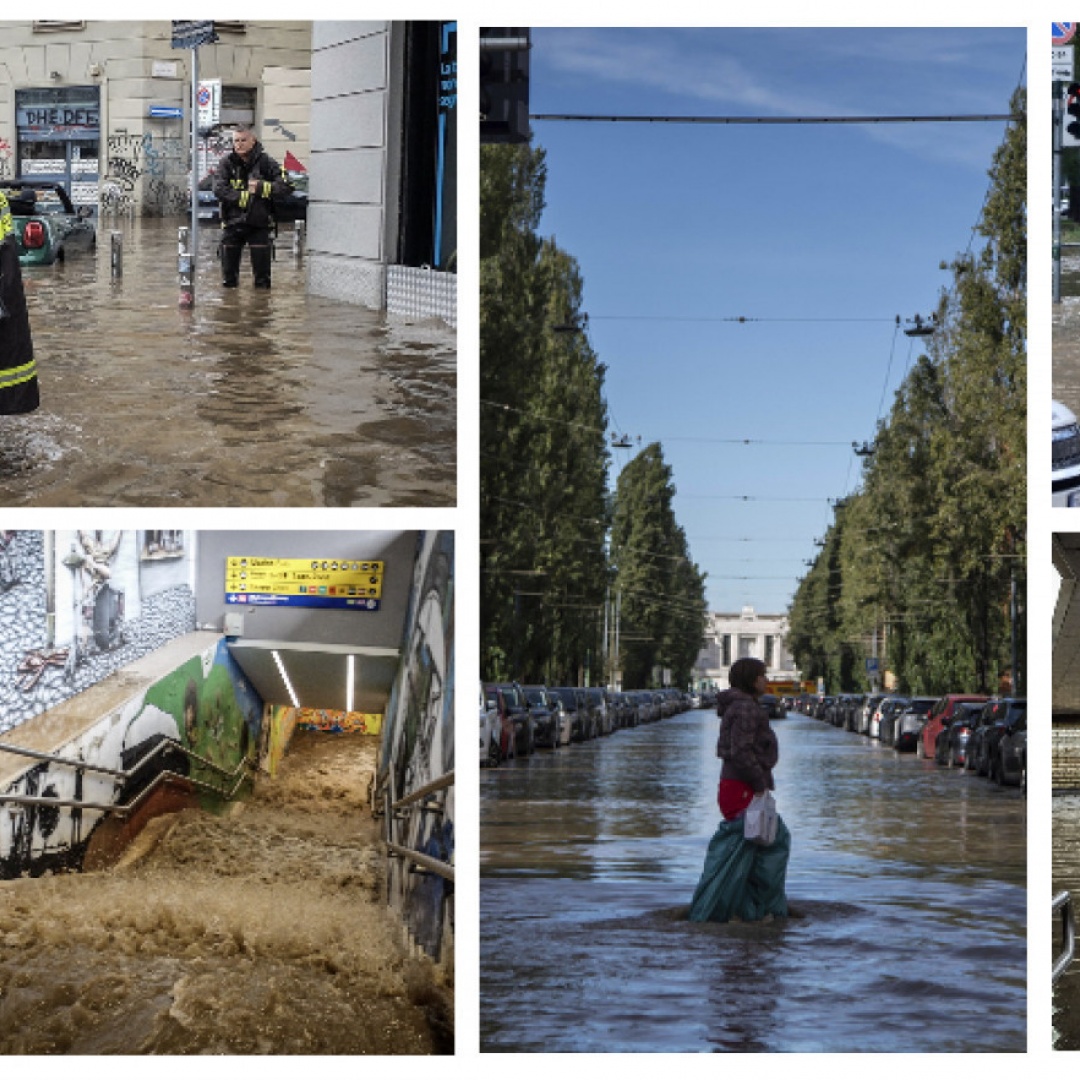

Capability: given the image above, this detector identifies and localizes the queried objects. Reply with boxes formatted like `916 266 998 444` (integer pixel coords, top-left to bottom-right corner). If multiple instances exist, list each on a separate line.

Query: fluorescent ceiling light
347 654 355 714
272 650 300 708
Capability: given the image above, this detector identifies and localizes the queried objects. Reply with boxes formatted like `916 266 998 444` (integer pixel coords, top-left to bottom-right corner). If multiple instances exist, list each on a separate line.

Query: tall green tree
609 444 707 688
481 144 611 683
788 93 1025 694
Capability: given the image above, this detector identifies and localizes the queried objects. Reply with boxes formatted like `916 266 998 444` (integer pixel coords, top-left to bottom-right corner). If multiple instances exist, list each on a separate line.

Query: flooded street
0 730 453 1054
480 710 1026 1053
0 218 455 506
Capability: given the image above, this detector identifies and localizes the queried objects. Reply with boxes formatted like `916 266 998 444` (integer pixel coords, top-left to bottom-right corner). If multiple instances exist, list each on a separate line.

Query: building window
764 635 775 668
721 634 731 666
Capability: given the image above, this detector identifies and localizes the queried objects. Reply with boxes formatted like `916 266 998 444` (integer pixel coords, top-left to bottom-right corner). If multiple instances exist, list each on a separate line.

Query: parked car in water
483 681 534 757
521 685 561 749
877 696 911 747
480 682 501 766
893 698 936 753
996 706 1026 788
934 701 985 768
968 698 1026 781
760 693 785 720
919 693 989 759
481 682 515 764
551 687 589 742
2 180 96 266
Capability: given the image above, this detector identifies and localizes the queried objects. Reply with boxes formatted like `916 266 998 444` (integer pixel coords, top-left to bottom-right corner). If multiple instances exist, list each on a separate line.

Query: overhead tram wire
530 112 1019 126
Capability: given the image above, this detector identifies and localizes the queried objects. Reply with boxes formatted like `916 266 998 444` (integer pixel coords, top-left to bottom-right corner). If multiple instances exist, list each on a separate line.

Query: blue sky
526 27 1025 615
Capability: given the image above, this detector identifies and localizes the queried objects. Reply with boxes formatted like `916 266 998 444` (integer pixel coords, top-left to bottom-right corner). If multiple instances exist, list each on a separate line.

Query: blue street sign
149 106 184 119
171 20 218 49
1054 22 1076 45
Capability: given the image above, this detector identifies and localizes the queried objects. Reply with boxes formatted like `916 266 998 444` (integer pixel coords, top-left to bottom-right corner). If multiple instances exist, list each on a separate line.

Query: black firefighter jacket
0 235 39 415
212 142 293 231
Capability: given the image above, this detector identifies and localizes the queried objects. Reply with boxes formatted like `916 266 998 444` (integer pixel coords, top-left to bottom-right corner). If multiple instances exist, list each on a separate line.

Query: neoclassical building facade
692 606 799 689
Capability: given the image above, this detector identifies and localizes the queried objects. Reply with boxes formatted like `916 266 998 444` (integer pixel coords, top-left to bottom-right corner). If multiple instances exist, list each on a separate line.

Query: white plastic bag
743 791 778 846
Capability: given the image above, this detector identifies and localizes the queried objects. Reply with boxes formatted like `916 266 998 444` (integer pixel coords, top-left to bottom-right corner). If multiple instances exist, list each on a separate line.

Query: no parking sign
197 79 220 129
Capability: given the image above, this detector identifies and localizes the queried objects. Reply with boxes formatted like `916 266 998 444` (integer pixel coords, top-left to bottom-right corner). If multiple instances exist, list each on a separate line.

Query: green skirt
688 816 790 923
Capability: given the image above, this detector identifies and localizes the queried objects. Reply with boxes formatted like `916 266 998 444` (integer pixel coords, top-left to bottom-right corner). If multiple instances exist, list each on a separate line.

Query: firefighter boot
220 242 242 288
250 243 272 289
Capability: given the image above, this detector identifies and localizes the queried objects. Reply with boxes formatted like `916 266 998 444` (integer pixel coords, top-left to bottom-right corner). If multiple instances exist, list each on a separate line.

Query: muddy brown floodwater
0 218 455 507
0 729 453 1054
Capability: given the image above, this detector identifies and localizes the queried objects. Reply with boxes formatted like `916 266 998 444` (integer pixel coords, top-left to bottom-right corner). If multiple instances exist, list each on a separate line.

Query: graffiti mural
0 638 264 879
0 532 197 733
102 131 188 217
378 531 454 961
296 709 383 734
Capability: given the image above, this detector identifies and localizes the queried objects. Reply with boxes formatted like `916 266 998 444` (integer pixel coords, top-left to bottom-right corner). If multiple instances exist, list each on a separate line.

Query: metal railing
383 769 454 883
0 737 253 819
1055 891 1076 985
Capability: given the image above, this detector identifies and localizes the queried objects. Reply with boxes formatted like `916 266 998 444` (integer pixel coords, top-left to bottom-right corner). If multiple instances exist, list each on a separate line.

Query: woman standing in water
689 656 790 922
0 189 40 415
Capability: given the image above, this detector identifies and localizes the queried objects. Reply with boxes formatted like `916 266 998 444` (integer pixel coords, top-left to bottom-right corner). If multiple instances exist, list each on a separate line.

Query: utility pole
171 21 219 308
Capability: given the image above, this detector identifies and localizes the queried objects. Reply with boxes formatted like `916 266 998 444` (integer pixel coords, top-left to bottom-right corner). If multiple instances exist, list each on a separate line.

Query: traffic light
1068 83 1080 141
480 28 530 144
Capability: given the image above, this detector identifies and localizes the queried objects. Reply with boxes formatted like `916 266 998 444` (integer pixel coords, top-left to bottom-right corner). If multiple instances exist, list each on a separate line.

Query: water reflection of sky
481 711 1026 1052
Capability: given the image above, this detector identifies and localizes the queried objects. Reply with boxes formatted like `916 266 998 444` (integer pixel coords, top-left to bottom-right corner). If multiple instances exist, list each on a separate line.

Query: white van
1054 399 1080 507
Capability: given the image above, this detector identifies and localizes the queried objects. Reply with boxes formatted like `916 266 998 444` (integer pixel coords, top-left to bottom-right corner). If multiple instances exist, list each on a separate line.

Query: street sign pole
1054 25 1076 304
171 20 217 307
190 43 199 301
1057 80 1064 305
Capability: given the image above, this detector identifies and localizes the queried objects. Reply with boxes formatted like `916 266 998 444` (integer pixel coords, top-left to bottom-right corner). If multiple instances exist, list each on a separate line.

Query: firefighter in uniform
0 190 39 414
212 125 293 289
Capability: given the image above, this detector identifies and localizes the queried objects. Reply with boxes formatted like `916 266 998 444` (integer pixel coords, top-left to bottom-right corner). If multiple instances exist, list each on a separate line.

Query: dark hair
728 657 766 695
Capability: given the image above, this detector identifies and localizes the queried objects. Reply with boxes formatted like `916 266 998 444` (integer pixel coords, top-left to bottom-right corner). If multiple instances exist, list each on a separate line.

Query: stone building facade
0 20 457 322
0 20 311 215
692 606 799 689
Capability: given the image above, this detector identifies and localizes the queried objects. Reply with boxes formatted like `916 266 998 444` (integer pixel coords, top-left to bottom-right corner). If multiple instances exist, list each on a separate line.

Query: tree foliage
481 144 707 688
787 93 1026 695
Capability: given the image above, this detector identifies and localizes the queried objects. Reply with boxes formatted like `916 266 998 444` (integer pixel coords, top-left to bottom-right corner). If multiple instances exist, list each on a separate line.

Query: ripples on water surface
481 711 1026 1052
0 731 452 1054
0 219 455 506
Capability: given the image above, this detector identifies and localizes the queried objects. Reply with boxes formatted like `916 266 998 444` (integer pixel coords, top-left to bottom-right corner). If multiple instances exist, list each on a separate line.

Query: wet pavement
480 710 1026 1052
0 218 455 507
0 730 453 1053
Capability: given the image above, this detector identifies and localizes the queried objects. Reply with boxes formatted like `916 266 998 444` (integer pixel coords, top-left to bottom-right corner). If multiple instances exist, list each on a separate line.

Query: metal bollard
1054 890 1076 985
293 219 305 260
110 232 123 278
178 226 194 308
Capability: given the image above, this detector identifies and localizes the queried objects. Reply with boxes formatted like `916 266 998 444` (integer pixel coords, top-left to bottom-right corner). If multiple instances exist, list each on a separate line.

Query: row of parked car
790 692 1026 789
480 682 707 765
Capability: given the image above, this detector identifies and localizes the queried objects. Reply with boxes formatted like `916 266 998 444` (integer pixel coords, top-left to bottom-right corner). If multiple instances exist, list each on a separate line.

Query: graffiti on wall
0 531 197 734
0 139 12 180
0 637 264 879
103 131 188 217
379 531 454 960
296 709 383 735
